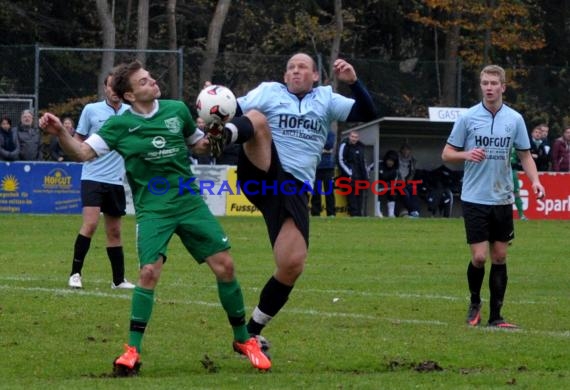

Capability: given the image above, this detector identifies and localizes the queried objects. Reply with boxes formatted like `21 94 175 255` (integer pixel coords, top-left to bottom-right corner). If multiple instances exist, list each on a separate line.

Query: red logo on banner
516 172 570 219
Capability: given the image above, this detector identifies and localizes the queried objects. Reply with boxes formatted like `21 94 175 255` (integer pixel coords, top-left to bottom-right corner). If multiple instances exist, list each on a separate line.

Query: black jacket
338 139 368 180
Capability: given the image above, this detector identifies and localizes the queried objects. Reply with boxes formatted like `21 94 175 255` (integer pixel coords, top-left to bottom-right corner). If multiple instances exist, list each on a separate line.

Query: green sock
514 196 524 217
128 286 155 352
217 279 249 342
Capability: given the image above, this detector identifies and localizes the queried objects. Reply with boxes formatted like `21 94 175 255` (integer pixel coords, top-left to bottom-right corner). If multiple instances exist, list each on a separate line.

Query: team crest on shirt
164 117 182 134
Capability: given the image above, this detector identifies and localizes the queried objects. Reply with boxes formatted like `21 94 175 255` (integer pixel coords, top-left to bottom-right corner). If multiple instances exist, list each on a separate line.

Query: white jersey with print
446 102 531 205
237 82 354 184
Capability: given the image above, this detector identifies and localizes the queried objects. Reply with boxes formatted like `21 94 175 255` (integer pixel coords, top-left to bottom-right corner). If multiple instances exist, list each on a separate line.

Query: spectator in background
0 116 20 161
551 127 570 172
539 123 552 156
338 130 368 216
398 143 421 217
311 130 336 217
374 150 400 218
529 124 550 171
50 116 76 162
16 109 41 160
190 116 214 165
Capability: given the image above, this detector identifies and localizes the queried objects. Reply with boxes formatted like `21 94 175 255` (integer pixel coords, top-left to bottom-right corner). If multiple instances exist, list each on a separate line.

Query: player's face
128 69 161 102
480 73 505 106
104 76 122 105
284 54 319 95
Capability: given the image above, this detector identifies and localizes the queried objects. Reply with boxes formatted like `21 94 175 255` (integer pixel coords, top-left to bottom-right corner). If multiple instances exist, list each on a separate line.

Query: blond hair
480 65 506 84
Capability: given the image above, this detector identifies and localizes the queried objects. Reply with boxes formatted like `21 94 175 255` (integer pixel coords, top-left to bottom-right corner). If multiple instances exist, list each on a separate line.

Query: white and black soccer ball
195 85 237 125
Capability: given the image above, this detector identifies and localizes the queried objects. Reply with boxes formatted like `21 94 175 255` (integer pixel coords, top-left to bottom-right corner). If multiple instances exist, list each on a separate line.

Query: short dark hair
111 60 143 101
1 116 12 126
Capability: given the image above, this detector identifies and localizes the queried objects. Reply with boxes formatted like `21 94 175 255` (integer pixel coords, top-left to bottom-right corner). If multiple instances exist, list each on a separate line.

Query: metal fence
1 44 569 137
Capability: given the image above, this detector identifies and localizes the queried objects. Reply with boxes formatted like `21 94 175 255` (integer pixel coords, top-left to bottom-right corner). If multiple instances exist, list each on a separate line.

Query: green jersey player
39 60 271 375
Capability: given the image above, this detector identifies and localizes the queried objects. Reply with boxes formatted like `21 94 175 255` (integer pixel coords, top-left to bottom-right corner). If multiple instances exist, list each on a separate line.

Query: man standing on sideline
311 130 336 217
67 71 134 290
207 53 377 357
39 60 271 374
442 64 545 329
338 130 368 216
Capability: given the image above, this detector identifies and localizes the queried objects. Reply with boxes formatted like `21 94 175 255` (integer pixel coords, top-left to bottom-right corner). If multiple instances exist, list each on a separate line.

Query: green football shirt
86 100 201 220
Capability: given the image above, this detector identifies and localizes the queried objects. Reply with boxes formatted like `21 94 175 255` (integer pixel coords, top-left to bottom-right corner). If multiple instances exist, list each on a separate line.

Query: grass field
1 214 569 389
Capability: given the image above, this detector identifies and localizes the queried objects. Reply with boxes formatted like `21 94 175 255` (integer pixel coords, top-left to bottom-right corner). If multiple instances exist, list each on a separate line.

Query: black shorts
462 201 514 244
237 142 310 248
81 180 127 217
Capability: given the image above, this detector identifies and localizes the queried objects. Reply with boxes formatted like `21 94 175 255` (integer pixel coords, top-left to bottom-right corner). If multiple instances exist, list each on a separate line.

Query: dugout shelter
344 114 463 217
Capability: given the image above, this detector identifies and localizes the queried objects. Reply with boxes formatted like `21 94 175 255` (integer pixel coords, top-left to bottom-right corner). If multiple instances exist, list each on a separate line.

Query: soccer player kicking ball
39 60 271 375
442 65 545 329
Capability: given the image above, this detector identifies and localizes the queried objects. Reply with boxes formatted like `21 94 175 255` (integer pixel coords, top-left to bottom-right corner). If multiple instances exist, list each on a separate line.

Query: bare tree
136 0 149 65
199 0 231 87
167 0 179 98
441 13 460 106
329 0 343 136
95 0 116 99
329 0 343 92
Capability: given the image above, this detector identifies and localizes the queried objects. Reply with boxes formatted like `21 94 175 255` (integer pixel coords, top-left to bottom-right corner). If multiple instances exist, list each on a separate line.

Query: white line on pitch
3 284 570 338
0 275 556 305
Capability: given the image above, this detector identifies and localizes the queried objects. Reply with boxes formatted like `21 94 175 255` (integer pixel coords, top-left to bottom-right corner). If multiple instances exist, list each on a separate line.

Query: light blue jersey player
446 102 531 205
211 53 378 354
67 72 134 291
442 65 544 330
76 99 129 183
237 81 353 184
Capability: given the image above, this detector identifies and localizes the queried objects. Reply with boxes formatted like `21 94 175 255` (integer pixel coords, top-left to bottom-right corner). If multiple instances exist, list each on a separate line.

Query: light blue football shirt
446 102 530 205
76 100 130 184
237 82 354 184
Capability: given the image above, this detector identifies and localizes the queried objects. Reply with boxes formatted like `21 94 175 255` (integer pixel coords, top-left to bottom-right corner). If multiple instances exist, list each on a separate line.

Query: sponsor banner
192 165 229 216
0 161 82 214
225 166 262 216
516 172 570 219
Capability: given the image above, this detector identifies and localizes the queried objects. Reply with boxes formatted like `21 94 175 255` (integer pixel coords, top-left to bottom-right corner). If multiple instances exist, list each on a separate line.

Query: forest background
1 0 569 136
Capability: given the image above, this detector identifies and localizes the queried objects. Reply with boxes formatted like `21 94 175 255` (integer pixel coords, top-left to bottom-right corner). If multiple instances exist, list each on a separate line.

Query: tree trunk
167 0 179 98
329 0 343 92
95 0 116 99
483 0 496 65
441 11 460 106
199 0 231 88
136 0 149 65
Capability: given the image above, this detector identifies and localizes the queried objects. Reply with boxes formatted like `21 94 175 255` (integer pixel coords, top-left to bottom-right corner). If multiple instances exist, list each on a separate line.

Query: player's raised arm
39 112 97 162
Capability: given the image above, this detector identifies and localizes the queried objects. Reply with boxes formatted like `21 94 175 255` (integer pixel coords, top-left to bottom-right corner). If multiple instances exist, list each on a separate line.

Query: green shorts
136 201 231 266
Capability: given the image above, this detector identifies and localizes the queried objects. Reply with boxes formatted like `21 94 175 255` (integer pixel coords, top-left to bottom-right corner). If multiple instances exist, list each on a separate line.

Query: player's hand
206 118 225 138
466 148 485 162
333 59 357 84
532 183 545 199
39 113 64 135
205 120 227 158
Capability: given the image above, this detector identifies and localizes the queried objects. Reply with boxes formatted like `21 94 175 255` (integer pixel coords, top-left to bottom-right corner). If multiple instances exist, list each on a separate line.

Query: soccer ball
195 85 237 125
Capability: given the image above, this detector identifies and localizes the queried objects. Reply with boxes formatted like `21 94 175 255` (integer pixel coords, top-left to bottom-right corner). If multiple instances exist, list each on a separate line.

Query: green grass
1 214 569 389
